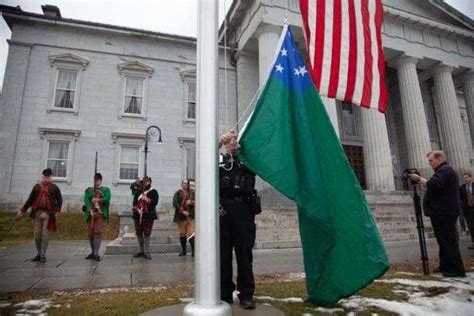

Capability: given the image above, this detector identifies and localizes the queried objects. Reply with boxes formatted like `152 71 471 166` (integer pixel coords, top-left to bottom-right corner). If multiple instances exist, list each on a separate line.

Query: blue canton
269 26 314 96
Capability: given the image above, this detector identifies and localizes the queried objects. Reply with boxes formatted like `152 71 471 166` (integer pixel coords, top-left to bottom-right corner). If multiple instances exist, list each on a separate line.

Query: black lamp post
144 125 163 177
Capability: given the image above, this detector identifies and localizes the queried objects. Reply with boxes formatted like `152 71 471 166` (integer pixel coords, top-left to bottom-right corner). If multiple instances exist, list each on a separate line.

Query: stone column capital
461 70 474 83
254 23 282 40
234 49 254 61
391 54 418 68
432 63 454 75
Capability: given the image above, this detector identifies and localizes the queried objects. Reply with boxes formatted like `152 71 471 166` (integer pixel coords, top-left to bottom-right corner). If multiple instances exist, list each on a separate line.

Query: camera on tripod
403 168 420 185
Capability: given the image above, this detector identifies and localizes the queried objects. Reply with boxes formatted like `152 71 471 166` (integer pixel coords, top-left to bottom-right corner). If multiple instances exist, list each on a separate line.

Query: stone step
382 231 435 242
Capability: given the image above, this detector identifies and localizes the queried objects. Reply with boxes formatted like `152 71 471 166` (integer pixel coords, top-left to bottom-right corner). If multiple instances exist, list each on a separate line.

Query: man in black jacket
459 172 474 249
409 151 466 277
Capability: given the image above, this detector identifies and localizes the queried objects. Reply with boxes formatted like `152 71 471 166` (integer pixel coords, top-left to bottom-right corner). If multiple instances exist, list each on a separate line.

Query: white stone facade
0 0 473 213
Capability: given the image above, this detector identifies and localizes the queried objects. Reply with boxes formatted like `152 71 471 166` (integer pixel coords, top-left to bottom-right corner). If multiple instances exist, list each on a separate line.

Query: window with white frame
54 70 77 109
117 61 154 119
123 77 144 115
47 141 70 178
184 144 196 179
48 53 89 114
120 145 140 180
187 82 196 120
341 102 357 137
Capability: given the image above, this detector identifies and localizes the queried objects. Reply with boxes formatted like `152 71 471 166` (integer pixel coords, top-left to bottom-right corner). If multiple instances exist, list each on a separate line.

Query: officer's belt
220 196 251 205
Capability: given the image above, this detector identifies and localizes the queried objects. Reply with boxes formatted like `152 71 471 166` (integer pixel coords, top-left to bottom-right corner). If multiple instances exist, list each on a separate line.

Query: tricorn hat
94 173 103 180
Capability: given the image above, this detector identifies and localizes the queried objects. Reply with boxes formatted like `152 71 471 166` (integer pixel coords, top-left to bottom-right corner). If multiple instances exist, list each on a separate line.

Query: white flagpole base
183 302 231 316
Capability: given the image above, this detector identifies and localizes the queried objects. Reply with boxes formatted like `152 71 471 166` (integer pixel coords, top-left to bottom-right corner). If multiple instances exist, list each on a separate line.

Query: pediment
179 69 196 80
49 53 89 67
117 61 154 76
384 0 473 31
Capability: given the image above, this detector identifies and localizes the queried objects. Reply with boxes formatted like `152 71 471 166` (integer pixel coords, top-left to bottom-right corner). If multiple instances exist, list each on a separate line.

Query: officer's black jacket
423 162 460 217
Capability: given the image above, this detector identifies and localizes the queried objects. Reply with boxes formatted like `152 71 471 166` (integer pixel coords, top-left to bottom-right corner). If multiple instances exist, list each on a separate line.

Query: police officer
219 131 257 310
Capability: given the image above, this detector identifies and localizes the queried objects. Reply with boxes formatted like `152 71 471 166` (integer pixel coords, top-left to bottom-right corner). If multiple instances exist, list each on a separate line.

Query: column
255 24 281 86
462 70 474 147
360 109 395 191
395 56 432 174
432 65 470 174
320 96 340 138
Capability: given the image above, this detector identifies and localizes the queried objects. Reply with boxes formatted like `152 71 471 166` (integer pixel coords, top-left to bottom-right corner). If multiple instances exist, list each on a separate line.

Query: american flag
299 0 388 112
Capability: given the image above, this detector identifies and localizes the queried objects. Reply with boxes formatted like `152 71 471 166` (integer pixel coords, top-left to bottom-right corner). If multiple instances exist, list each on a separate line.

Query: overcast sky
0 0 472 91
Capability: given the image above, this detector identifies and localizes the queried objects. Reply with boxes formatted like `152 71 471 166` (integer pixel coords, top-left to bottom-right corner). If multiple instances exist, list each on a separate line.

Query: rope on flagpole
223 0 229 128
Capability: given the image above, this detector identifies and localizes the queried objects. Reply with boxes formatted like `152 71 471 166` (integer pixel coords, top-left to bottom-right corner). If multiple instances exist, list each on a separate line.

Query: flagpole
183 0 231 315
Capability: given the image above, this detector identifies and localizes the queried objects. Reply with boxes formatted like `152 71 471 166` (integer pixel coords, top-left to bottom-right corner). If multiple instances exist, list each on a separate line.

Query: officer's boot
92 238 101 261
189 236 195 257
32 239 41 261
143 237 152 260
86 238 94 259
179 237 187 256
134 235 144 258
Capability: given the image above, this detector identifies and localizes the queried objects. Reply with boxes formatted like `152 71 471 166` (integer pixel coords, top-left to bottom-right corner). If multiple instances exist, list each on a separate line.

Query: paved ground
0 237 472 294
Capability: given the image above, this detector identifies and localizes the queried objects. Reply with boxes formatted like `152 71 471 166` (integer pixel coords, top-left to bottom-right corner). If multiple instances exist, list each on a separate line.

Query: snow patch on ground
14 299 60 314
377 273 474 290
283 272 306 281
54 285 167 296
394 272 417 276
0 301 12 308
342 273 474 316
254 295 303 303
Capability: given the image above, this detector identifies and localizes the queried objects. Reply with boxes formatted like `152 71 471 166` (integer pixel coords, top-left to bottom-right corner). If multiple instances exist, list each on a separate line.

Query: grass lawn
0 211 119 245
1 259 473 316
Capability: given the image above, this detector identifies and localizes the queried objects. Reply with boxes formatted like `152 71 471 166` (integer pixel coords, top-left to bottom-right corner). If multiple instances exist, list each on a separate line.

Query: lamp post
144 125 163 177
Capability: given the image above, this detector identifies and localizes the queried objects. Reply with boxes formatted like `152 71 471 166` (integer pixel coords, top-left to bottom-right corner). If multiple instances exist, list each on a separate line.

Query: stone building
0 1 473 249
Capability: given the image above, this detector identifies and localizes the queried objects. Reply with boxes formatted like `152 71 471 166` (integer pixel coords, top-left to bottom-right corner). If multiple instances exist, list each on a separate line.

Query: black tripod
411 183 430 275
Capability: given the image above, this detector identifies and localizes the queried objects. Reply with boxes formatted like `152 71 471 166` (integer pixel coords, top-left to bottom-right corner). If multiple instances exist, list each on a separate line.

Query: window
48 53 89 114
123 77 144 114
424 102 440 143
54 70 77 109
117 61 154 119
39 127 80 183
184 144 196 179
47 141 70 178
341 102 357 137
187 82 196 120
179 138 196 179
120 146 140 180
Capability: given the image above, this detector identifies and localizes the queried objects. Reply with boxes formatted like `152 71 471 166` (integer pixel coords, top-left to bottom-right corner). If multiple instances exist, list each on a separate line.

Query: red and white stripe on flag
299 0 388 112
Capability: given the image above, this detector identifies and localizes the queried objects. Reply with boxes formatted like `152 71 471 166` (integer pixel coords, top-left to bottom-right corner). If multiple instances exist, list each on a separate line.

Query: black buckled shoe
39 257 46 263
31 254 41 262
239 299 256 310
143 252 152 260
85 253 94 260
92 255 101 262
442 271 466 278
133 252 144 258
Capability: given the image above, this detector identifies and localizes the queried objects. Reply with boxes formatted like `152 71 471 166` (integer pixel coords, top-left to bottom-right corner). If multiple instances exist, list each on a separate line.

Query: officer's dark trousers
220 202 256 302
430 215 465 274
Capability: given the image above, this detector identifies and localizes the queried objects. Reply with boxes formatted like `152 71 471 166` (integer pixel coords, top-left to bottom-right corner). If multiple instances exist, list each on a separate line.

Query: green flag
239 25 390 305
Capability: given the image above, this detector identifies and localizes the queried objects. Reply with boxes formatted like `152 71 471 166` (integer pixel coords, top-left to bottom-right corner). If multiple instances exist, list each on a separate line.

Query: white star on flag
294 68 301 76
281 48 288 56
299 66 307 76
275 64 284 73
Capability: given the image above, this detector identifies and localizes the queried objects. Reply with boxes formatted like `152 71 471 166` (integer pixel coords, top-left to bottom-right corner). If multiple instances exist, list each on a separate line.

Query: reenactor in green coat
83 173 111 261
